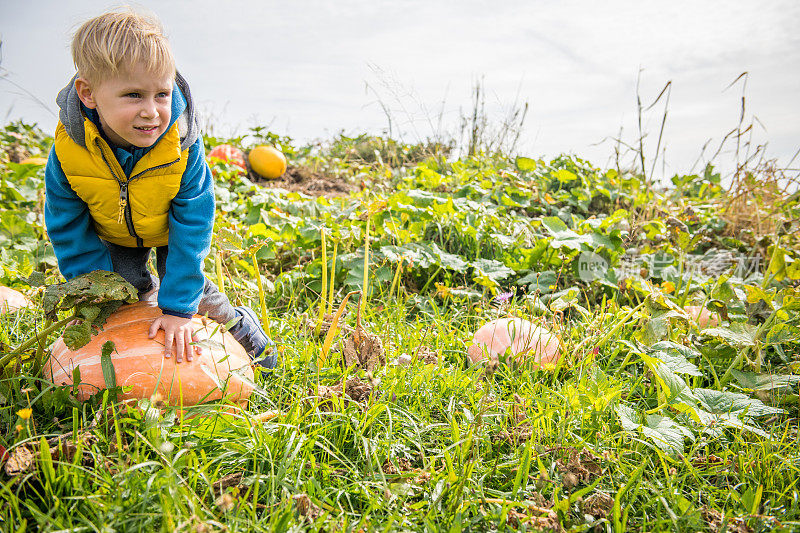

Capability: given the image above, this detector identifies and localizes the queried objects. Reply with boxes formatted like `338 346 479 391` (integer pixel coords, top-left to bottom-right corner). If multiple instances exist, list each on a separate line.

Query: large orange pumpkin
207 144 247 170
467 318 561 368
43 301 254 406
0 286 33 314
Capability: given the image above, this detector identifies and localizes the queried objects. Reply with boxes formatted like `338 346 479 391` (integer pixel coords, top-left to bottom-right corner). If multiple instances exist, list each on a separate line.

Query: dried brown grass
721 162 800 239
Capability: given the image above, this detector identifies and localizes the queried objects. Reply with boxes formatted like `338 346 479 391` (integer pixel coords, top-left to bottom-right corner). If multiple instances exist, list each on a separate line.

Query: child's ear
74 78 97 109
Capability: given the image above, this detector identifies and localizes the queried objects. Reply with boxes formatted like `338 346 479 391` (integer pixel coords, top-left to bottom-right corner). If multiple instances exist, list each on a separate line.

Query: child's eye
125 93 140 98
157 92 171 99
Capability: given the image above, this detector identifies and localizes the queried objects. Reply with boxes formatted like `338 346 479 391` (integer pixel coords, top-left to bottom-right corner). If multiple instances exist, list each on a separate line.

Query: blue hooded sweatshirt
44 72 215 318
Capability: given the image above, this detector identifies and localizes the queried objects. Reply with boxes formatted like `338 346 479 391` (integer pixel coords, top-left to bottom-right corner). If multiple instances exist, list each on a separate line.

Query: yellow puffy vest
53 116 189 248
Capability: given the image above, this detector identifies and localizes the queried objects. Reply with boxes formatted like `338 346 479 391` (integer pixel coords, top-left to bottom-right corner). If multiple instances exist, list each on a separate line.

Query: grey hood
56 71 200 151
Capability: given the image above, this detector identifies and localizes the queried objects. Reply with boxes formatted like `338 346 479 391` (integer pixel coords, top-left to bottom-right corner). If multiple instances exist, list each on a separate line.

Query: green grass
2 298 798 531
1 122 799 531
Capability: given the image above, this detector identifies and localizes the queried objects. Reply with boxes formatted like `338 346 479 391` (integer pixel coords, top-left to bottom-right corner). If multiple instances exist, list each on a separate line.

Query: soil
249 165 360 198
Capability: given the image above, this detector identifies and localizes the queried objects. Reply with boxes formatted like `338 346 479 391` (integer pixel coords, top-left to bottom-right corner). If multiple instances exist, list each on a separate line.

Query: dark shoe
229 306 277 369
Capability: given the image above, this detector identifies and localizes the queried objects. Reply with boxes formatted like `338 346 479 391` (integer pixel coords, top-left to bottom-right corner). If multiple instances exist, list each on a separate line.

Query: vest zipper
95 138 179 247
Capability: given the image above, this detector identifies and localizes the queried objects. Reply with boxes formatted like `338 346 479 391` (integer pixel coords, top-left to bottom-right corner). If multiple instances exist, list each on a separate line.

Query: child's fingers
164 330 174 360
184 332 194 362
193 333 202 356
149 317 161 339
174 332 184 363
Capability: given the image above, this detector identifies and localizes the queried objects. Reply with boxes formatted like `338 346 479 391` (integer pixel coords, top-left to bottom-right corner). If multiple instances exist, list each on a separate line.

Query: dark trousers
103 241 237 325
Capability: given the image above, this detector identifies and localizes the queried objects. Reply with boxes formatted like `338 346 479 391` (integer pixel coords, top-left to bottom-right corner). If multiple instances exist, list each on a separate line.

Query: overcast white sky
2 1 799 179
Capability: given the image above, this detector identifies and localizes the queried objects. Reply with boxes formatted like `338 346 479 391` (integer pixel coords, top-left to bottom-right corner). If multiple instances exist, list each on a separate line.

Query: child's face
75 63 173 149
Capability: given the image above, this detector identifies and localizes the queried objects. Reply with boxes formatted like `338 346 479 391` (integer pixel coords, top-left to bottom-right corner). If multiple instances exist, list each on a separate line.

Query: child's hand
148 314 202 363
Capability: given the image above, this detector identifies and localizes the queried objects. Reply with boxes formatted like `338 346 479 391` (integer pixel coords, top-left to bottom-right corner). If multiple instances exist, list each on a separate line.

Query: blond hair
71 8 175 84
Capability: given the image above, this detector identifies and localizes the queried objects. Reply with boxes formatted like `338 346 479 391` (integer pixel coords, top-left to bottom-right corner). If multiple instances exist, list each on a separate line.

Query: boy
44 9 276 367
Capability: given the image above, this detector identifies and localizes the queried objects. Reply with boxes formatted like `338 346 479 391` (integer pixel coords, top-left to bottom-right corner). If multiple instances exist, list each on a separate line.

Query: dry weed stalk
720 162 799 239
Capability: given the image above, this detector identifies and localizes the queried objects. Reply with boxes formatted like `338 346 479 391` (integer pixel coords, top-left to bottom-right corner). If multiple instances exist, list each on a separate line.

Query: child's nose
140 100 158 118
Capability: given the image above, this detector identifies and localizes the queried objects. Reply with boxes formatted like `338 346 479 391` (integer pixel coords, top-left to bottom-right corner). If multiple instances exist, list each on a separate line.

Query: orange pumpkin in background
44 301 254 406
248 145 287 179
467 318 561 368
684 305 720 329
0 286 34 314
207 144 247 170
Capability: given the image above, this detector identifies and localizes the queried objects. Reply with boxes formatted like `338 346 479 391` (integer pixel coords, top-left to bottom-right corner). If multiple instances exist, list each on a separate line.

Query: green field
1 121 799 532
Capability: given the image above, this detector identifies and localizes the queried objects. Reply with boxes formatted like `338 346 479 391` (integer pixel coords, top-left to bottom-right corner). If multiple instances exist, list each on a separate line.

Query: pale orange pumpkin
43 301 254 406
684 305 719 329
0 286 34 314
207 144 247 170
467 318 560 367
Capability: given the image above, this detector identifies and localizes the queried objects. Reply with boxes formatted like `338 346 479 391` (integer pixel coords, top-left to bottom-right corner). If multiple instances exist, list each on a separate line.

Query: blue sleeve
44 145 114 279
157 138 215 315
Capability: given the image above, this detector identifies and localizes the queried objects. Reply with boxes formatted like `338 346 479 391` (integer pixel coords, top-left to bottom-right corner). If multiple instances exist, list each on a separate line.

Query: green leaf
731 369 800 391
514 156 537 172
745 285 776 308
541 217 590 251
471 258 514 281
650 340 701 360
692 388 782 417
379 244 437 269
679 405 770 438
768 247 786 279
100 342 117 390
517 270 558 294
216 226 244 252
554 169 577 183
787 260 800 280
72 366 81 390
24 271 46 287
702 326 756 347
39 436 56 486
764 323 800 346
541 216 568 233
642 316 670 345
62 321 92 351
43 270 138 322
649 350 702 377
616 404 693 455
79 306 101 322
430 243 470 273
711 279 737 303
616 404 639 432
780 288 800 311
642 414 693 455
641 354 696 403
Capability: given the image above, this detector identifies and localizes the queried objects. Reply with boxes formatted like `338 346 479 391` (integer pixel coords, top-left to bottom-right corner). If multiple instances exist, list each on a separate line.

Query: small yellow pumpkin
248 145 287 179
